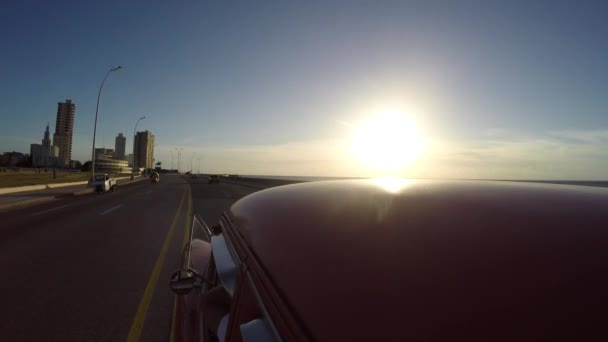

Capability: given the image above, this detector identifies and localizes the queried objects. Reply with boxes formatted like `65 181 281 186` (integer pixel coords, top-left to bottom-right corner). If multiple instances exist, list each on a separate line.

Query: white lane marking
100 204 123 216
31 204 72 217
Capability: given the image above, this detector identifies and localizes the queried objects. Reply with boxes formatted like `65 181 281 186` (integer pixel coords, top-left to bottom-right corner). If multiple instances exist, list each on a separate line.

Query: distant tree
72 160 82 169
81 161 92 172
155 161 162 171
17 155 32 167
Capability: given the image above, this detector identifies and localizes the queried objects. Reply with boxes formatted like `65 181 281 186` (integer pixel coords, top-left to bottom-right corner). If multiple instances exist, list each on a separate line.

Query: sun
350 112 425 174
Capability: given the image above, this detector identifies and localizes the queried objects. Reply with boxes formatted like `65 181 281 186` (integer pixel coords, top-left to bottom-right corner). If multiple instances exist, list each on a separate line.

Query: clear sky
1 0 607 179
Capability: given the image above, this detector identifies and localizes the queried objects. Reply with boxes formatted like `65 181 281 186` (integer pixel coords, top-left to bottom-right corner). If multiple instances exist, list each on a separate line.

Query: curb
117 177 147 186
0 184 47 194
0 177 148 212
0 176 134 195
46 181 88 189
0 196 56 212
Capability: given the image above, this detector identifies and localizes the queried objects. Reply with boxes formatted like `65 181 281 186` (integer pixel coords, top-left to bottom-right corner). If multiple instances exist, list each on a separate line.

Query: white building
94 158 131 174
30 124 54 167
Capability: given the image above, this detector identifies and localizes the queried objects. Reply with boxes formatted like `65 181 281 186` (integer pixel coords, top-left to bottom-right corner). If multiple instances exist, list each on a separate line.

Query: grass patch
0 171 91 188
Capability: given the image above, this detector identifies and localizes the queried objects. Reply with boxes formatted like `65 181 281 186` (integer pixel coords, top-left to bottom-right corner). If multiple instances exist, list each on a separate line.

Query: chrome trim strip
219 218 241 264
245 270 283 342
210 234 238 296
195 213 213 240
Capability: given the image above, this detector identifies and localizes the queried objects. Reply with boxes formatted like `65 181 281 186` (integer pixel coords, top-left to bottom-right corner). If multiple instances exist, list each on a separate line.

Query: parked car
208 175 220 184
88 173 117 193
170 179 608 341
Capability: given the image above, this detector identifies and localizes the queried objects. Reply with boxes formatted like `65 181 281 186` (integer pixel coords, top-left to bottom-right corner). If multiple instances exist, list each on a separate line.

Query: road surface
0 175 267 341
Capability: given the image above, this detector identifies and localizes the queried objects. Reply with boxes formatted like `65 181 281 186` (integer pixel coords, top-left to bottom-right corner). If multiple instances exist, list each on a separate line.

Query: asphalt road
0 175 263 341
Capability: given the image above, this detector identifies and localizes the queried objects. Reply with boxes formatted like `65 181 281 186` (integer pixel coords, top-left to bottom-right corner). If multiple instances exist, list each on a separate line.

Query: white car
88 173 117 193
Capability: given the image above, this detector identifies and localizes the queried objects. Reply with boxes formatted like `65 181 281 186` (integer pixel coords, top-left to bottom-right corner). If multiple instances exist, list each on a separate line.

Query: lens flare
351 112 425 174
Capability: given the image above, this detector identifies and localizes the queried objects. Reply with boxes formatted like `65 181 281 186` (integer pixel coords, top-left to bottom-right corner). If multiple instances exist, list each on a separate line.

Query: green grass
0 171 91 188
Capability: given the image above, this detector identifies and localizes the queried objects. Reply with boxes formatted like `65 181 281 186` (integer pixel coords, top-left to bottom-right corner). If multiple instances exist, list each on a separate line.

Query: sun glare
350 111 425 174
372 177 412 193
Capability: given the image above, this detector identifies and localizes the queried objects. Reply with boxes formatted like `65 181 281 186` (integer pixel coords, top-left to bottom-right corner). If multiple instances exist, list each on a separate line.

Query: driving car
170 179 608 341
88 173 117 193
151 172 160 183
208 175 220 184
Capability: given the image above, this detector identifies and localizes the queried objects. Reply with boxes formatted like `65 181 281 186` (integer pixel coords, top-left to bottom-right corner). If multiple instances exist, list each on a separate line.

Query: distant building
30 144 43 166
134 130 154 169
30 124 54 167
94 158 131 174
51 145 59 158
126 154 134 167
52 99 76 167
114 133 126 160
48 145 60 166
41 123 51 163
94 148 114 160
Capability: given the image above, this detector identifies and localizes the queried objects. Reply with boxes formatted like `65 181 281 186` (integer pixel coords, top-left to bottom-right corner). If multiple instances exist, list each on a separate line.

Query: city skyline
1 1 607 178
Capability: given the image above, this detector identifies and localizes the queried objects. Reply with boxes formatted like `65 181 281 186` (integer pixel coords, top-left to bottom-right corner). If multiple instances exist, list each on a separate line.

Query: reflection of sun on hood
228 179 608 341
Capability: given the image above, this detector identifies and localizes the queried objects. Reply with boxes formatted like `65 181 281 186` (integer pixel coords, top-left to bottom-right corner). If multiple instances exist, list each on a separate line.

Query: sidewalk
0 177 147 212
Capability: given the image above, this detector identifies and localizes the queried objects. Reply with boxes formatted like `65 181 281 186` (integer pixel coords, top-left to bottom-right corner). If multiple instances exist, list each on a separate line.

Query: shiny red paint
228 179 608 341
173 239 212 342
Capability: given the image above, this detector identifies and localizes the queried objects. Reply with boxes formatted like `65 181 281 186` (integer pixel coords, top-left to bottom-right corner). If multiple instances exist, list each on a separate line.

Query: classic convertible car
170 179 608 341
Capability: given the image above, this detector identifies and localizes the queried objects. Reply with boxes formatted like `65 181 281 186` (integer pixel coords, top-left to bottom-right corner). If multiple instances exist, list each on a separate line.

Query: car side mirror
169 269 205 295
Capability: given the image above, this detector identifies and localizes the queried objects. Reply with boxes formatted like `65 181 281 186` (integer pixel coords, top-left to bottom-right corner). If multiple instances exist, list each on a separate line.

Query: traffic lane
0 178 151 238
188 179 263 226
0 176 186 341
0 176 188 341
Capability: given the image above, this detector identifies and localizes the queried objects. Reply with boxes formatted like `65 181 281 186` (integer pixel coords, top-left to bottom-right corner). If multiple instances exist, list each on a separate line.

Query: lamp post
175 148 183 174
131 116 146 180
91 66 122 178
170 150 174 174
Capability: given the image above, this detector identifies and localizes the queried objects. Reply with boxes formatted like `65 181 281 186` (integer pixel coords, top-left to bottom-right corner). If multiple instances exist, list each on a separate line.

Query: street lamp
170 150 174 174
131 116 146 180
175 147 183 174
91 66 122 178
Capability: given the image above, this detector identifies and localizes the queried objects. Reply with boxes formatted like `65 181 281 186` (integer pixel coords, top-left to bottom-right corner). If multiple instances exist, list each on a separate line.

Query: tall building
42 123 51 161
52 99 75 167
30 124 53 167
114 133 126 160
134 130 155 169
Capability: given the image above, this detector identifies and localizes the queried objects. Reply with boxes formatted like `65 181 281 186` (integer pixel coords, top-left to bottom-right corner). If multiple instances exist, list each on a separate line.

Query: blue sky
1 0 607 178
